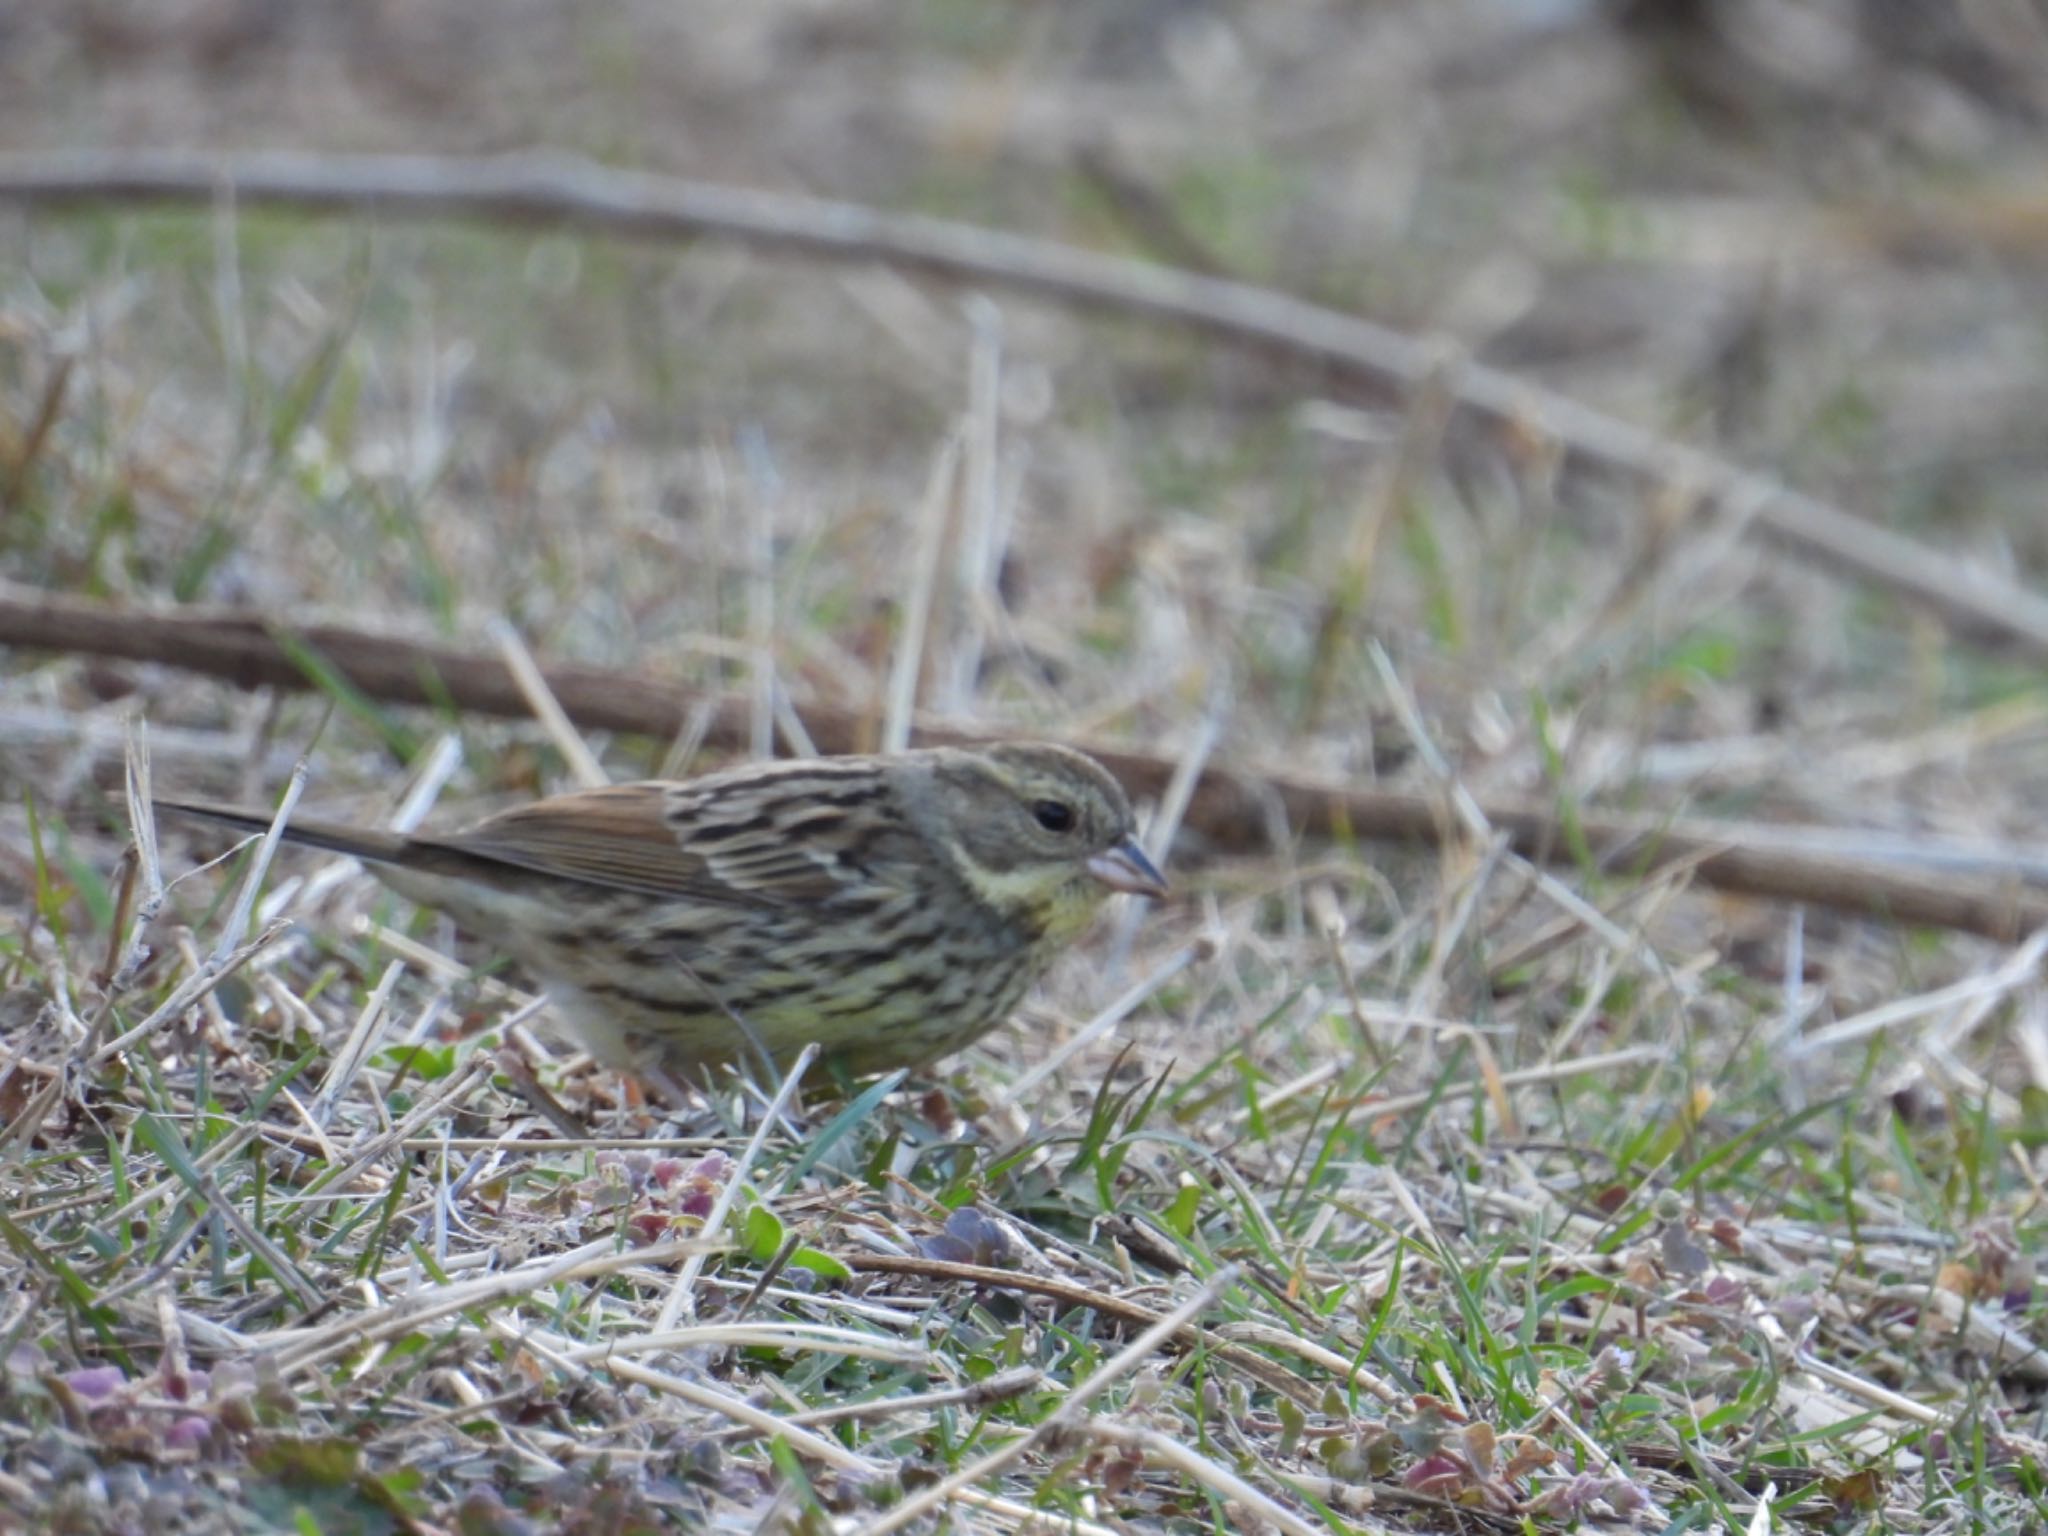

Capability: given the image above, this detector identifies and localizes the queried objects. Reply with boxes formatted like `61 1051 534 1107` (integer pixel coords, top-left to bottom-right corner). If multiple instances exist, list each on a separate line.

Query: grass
5 7 2048 1531
9 688 2041 1533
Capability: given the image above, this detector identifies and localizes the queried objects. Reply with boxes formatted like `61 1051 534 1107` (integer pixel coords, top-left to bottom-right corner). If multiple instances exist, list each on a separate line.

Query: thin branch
853 1266 1240 1536
5 584 2047 941
488 617 607 788
1084 1421 1351 1536
2 148 2046 653
841 1253 1389 1410
653 1043 816 1332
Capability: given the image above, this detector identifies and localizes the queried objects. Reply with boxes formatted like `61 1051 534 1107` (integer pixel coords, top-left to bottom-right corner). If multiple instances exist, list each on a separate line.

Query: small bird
157 743 1166 1080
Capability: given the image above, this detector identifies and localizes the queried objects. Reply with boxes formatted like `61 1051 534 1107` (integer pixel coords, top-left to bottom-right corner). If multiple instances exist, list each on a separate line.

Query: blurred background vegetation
4 2 2048 1531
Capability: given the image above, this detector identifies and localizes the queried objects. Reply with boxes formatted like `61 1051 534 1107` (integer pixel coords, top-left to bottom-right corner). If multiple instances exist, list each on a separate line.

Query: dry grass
2 3 2047 1533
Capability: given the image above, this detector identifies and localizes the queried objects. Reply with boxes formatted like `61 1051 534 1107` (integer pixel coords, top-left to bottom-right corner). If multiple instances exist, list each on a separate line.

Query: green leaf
1659 627 1740 683
742 1203 784 1263
251 1436 361 1487
371 1043 455 1081
766 1435 823 1515
783 1069 906 1186
786 1246 852 1281
133 1111 207 1191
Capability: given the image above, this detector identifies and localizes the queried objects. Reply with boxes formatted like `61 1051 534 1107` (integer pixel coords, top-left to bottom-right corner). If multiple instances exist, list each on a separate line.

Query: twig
3 149 2046 652
592 1352 884 1475
1084 1420 1348 1536
1250 1042 1672 1125
1104 700 1223 975
775 1365 1042 1428
499 1316 888 1478
563 1321 926 1368
742 438 777 762
881 428 963 753
208 759 307 967
489 617 607 788
86 919 291 1068
265 1234 711 1373
309 959 405 1126
290 1055 495 1202
653 1042 816 1331
993 936 1216 1107
1789 1346 1945 1424
7 586 2048 940
101 717 167 996
839 1253 1338 1407
851 1266 1238 1536
1785 926 2048 1058
935 298 1008 714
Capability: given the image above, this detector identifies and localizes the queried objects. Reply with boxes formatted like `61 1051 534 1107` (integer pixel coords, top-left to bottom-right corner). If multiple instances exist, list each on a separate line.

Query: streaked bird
158 743 1165 1079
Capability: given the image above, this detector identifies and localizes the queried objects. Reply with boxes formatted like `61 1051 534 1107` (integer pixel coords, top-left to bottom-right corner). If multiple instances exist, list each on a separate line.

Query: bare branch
0 149 2045 653
5 583 2045 942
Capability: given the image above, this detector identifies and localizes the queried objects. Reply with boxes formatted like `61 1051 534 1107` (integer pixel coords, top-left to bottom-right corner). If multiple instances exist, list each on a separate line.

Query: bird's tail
153 797 414 866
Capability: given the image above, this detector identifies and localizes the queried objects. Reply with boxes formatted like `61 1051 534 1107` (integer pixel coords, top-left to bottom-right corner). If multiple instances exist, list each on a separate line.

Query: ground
1 2 2046 1532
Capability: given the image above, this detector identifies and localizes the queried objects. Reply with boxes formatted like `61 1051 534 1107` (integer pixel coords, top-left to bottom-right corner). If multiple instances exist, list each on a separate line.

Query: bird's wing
434 780 895 907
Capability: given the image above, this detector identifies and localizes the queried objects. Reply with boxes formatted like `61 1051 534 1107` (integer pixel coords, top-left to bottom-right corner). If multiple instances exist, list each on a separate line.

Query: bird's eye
1032 799 1077 833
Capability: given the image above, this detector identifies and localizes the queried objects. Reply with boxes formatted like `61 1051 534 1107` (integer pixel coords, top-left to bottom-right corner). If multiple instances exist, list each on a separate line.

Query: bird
156 742 1166 1081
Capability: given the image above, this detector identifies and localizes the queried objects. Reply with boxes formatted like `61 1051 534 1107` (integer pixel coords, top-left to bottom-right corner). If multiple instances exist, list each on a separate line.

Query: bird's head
902 742 1167 941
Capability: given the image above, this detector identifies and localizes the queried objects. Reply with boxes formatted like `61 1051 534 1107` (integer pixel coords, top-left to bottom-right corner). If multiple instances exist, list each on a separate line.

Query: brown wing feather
422 783 731 904
429 781 849 906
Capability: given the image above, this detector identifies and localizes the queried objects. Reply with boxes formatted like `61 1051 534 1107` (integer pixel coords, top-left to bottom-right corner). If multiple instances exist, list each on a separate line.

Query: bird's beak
1087 838 1168 898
